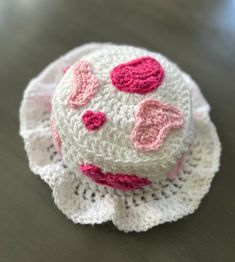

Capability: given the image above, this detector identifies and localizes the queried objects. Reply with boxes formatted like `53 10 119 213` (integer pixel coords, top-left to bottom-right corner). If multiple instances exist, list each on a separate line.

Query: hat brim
20 43 221 232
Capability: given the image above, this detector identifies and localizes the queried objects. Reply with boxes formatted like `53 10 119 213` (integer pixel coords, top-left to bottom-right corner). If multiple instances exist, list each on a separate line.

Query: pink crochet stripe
82 110 107 131
131 99 184 151
80 164 152 191
67 61 99 109
110 56 164 94
165 156 185 180
51 119 62 154
63 65 71 74
46 102 52 113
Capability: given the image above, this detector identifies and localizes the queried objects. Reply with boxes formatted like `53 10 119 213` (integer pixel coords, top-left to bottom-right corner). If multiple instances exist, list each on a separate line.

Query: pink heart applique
67 61 99 109
131 99 184 151
82 110 107 131
80 164 152 191
110 56 164 94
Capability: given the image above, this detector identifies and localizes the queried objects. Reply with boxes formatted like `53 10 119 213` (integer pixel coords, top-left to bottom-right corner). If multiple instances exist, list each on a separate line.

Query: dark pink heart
82 110 107 131
80 164 152 191
110 56 164 94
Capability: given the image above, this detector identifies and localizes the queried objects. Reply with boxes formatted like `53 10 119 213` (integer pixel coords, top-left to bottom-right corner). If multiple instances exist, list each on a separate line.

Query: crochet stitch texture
110 56 164 94
81 110 107 131
67 60 99 109
20 43 221 232
80 164 152 191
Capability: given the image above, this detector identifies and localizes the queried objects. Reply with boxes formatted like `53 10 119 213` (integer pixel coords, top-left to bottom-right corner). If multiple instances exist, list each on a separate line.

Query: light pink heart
67 61 99 109
131 99 184 151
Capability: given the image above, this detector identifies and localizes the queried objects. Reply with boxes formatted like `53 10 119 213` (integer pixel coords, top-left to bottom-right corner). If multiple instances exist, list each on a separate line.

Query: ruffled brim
19 43 221 232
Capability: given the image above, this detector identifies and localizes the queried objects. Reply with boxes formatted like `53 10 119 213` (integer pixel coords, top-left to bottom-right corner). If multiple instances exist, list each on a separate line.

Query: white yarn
19 43 221 232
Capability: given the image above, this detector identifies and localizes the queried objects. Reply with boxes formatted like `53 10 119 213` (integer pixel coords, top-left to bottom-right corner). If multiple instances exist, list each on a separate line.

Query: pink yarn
67 61 99 109
166 156 184 180
51 119 62 153
131 99 184 151
63 65 71 74
46 102 52 113
80 164 152 191
82 110 107 131
110 56 164 94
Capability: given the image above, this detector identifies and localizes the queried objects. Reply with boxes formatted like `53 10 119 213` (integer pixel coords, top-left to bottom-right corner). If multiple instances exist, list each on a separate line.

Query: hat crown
52 45 193 185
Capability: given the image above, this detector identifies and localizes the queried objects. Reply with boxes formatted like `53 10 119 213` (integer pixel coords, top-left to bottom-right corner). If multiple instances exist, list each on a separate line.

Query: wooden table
0 0 234 261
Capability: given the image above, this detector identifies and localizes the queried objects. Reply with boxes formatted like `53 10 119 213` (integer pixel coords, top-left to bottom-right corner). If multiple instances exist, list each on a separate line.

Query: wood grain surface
0 0 234 261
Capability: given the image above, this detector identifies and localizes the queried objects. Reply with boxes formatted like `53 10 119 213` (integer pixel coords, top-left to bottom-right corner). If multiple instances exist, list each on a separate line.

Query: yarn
165 156 184 180
110 56 164 94
50 119 62 154
67 61 99 109
131 99 184 151
82 110 107 131
80 164 152 191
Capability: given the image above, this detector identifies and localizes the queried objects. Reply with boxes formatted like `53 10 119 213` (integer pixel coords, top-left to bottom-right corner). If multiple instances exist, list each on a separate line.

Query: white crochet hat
20 43 221 232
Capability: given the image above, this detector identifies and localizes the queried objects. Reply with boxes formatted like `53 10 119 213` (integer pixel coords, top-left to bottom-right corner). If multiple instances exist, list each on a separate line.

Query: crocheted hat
20 43 221 232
